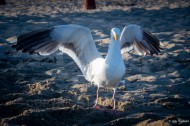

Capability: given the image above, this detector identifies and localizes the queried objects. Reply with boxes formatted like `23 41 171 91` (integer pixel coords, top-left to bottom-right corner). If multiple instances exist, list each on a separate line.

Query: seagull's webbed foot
93 104 101 110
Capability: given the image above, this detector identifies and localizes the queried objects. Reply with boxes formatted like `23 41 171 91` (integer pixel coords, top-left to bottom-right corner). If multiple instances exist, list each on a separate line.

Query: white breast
89 57 125 88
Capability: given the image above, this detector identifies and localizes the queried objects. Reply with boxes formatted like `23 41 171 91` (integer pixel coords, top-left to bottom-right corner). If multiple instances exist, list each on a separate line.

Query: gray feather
120 24 161 55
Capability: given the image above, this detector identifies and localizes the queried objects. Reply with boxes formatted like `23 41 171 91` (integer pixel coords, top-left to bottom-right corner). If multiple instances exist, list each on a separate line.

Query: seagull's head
111 28 121 42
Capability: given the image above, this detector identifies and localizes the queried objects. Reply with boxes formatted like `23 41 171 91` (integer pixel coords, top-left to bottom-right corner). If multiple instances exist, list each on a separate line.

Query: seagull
12 24 161 109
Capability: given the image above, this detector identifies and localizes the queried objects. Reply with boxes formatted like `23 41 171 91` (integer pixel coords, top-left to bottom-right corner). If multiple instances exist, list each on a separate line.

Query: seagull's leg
112 88 116 110
93 86 100 108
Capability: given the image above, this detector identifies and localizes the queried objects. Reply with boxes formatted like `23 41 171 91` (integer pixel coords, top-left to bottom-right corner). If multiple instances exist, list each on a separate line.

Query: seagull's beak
113 33 118 41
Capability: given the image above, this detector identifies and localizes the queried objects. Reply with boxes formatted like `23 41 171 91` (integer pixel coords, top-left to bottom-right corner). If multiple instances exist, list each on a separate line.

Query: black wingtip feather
17 28 52 43
143 30 162 55
12 27 59 55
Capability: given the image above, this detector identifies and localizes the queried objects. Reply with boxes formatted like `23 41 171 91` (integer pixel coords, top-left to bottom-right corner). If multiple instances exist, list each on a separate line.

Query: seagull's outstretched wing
12 24 102 76
120 24 162 55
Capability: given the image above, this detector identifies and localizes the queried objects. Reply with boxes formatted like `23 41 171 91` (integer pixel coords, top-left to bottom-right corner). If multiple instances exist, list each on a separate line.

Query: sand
0 0 190 125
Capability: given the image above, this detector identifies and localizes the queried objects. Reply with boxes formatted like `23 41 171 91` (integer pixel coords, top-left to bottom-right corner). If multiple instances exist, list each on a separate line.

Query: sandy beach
0 0 190 125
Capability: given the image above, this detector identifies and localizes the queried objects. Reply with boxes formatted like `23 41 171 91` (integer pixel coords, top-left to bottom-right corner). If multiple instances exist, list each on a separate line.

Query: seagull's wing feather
120 24 162 55
13 27 62 55
12 24 102 76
